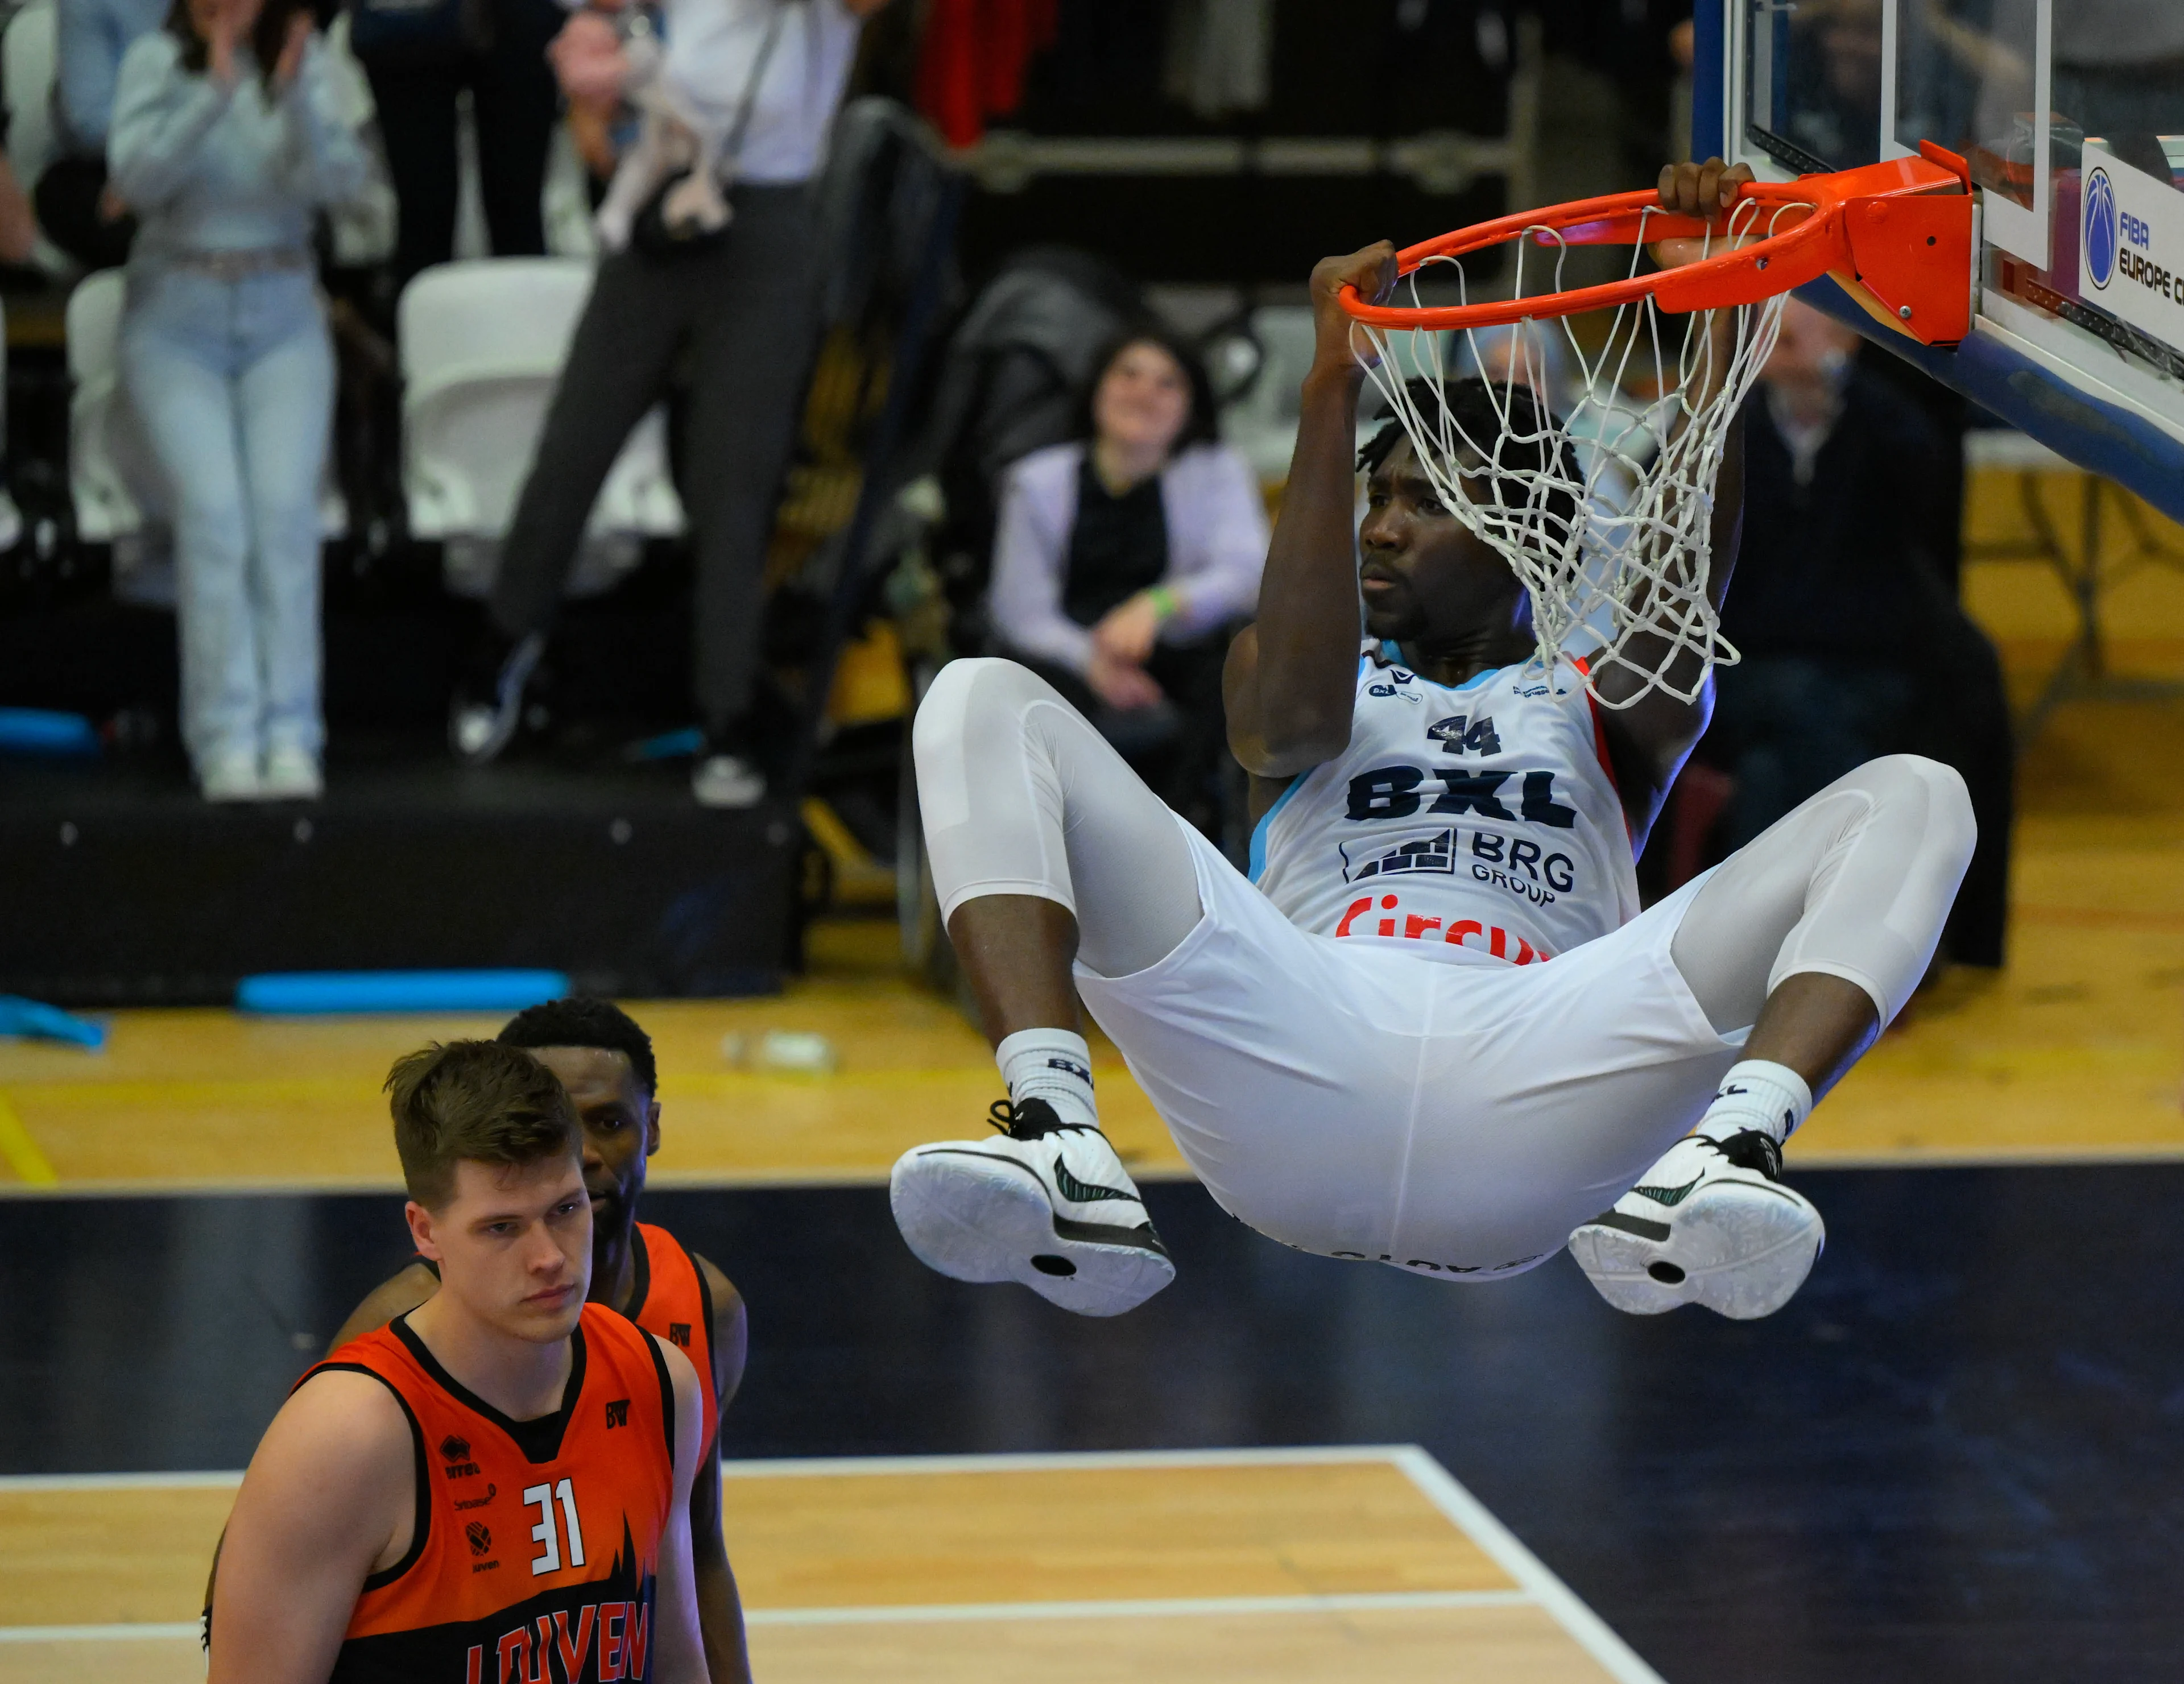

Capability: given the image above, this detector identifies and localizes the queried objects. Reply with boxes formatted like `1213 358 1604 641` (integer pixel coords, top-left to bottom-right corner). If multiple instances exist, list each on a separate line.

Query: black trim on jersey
645 1331 676 1463
328 1528 656 1684
688 1241 722 1461
310 1362 432 1592
647 1226 716 1404
389 1313 588 1465
690 1248 717 1384
623 1224 655 1322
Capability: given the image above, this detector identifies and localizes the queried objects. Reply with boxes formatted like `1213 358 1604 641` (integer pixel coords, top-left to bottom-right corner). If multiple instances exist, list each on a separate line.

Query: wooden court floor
0 1449 1654 1684
4 697 2181 1192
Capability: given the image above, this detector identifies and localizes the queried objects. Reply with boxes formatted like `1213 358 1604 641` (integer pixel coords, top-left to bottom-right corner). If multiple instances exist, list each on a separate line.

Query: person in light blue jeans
110 0 368 800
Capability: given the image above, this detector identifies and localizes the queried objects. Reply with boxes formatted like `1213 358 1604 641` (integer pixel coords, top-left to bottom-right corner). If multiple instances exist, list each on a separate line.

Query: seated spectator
110 0 371 801
989 328 1268 827
347 0 564 287
38 0 167 272
1703 297 2012 966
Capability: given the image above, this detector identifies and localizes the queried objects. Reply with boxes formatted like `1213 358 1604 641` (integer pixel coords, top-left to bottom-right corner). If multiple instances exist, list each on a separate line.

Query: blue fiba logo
2084 166 2119 289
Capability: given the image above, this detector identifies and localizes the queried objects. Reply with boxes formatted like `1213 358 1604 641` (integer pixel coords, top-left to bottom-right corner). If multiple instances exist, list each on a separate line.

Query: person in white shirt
989 327 1268 825
452 0 888 808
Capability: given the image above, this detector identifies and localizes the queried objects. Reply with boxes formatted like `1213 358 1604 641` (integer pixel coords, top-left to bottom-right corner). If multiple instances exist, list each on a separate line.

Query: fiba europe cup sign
2079 144 2184 357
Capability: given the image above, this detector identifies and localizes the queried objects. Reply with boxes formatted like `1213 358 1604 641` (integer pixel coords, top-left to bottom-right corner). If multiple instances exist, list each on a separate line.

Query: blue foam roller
0 995 106 1049
237 970 570 1015
0 708 100 757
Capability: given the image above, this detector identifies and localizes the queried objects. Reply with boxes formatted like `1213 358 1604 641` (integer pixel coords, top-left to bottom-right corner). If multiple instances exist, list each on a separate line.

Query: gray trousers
490 185 819 731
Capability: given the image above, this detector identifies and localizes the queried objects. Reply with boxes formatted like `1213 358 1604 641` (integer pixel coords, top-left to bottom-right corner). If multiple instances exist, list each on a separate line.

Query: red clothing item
915 0 1059 147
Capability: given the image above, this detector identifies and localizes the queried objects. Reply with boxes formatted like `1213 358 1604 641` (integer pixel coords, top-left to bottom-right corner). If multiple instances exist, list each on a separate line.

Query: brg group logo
2085 165 2119 291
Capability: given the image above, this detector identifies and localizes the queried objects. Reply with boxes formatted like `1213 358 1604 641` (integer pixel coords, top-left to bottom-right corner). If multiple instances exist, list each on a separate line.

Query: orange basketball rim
1341 142 1976 347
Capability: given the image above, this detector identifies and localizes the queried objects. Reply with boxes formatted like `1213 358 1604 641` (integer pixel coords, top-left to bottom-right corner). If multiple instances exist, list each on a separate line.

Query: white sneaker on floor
692 752 766 809
1567 1131 1824 1321
260 746 323 800
450 632 544 766
890 1098 1177 1317
198 751 261 803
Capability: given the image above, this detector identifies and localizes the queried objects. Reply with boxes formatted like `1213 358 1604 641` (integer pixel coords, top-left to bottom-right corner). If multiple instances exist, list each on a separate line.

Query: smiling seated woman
988 326 1269 834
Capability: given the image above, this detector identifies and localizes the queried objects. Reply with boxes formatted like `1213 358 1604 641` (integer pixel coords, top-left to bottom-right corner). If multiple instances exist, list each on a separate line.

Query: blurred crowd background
0 0 2032 973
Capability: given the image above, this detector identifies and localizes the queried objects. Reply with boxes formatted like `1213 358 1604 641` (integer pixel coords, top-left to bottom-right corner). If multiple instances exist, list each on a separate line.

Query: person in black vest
450 0 891 809
986 327 1268 830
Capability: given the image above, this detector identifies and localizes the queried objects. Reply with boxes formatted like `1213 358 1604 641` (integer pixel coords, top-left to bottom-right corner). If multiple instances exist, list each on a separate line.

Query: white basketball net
1351 196 1810 707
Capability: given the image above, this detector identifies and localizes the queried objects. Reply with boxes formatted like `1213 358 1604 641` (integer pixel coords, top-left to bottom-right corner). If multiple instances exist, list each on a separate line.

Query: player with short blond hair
208 1040 709 1684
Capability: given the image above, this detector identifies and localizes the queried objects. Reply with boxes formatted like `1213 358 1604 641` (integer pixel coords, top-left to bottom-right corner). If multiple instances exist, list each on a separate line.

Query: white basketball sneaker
890 1098 1176 1317
1567 1130 1824 1321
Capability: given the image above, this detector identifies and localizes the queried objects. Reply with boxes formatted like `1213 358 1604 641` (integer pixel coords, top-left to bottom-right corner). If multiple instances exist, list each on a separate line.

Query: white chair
1 0 81 278
320 11 398 270
67 270 160 549
1218 305 1320 486
68 270 348 598
1 0 55 181
398 258 683 598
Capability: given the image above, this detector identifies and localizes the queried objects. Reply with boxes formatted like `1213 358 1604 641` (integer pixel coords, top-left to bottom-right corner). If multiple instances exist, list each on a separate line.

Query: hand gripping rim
1337 142 1975 346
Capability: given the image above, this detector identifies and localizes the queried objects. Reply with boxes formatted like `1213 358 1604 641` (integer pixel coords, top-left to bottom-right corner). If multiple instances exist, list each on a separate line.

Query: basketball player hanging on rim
207 1042 709 1683
890 158 1976 1321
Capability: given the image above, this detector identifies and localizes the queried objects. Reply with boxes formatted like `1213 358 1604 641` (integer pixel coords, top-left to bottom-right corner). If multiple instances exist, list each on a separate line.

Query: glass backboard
1700 0 2184 518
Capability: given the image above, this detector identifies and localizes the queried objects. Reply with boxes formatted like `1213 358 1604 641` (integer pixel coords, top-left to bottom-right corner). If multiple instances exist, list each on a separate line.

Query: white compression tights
916 659 1203 979
915 657 1976 1023
1668 752 1976 1032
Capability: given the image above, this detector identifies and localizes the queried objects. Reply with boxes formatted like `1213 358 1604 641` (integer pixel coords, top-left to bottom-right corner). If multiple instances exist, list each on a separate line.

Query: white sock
996 1028 1099 1129
1695 1060 1813 1147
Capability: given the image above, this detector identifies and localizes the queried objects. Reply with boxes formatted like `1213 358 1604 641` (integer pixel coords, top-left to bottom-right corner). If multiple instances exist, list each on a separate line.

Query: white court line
0 1443 1662 1676
0 1592 1531 1646
0 1152 2155 1200
1392 1445 1668 1684
700 1588 1534 1627
0 1445 1416 1492
715 1442 1425 1479
0 1623 200 1644
0 1471 239 1492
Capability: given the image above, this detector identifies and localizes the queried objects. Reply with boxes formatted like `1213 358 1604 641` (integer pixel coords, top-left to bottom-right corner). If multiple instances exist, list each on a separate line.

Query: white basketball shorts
1074 817 1746 1280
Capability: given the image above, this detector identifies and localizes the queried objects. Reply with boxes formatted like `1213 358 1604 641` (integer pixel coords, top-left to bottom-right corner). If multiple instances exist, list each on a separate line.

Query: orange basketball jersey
626 1223 718 1457
308 1303 676 1683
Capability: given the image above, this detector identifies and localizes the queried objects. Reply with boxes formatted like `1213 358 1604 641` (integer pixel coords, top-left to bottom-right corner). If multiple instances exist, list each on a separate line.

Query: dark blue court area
5 1164 2179 1682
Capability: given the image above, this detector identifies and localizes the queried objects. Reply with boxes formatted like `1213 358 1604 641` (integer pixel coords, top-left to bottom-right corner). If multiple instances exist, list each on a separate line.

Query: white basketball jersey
1251 644 1640 967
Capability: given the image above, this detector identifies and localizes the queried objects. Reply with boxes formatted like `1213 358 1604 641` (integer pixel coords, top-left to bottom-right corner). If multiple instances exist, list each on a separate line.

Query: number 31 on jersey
524 1479 585 1575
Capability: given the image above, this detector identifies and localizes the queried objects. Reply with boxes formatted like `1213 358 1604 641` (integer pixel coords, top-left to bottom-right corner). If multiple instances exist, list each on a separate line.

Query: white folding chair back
1219 305 1320 486
2 0 55 180
398 258 683 566
66 270 158 545
3 0 83 278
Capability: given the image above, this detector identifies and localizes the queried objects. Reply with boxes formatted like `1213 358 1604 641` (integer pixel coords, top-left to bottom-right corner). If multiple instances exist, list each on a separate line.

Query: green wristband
1146 585 1180 622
